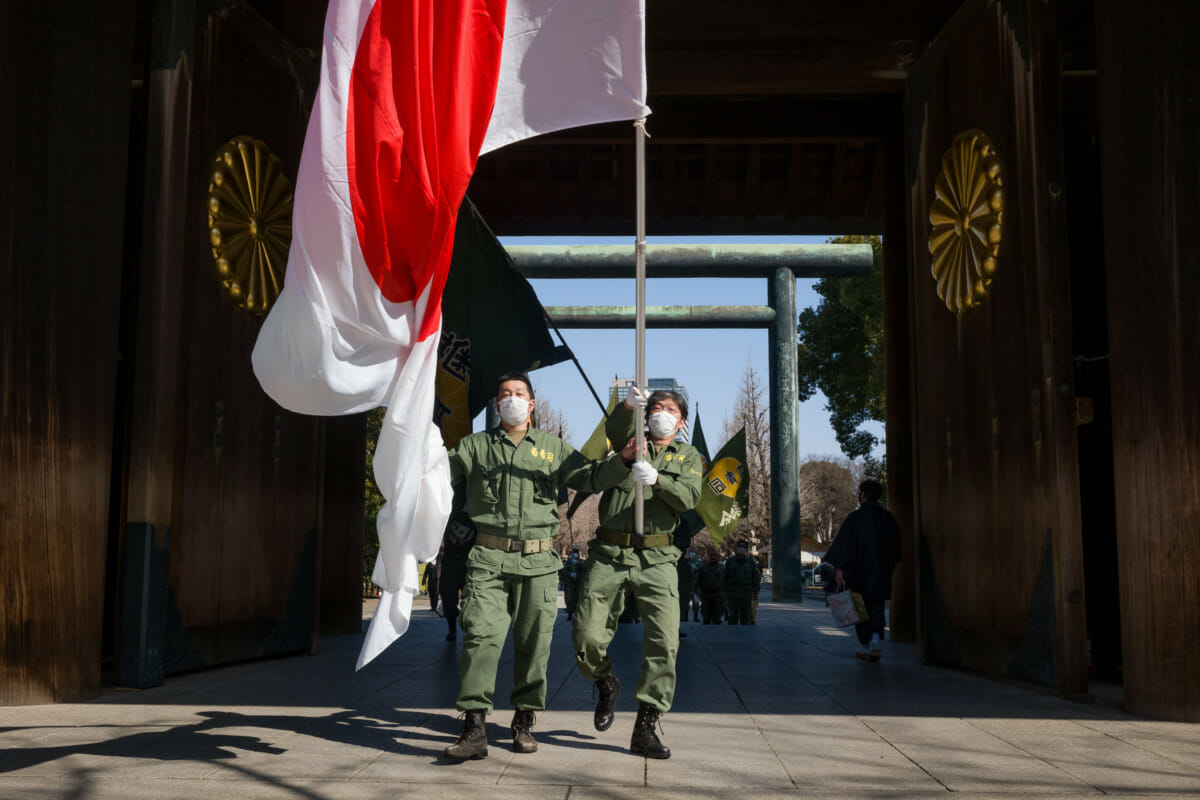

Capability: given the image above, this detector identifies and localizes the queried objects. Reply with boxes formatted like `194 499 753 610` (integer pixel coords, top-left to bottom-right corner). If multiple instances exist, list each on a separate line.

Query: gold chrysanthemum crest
207 136 293 316
928 129 1003 314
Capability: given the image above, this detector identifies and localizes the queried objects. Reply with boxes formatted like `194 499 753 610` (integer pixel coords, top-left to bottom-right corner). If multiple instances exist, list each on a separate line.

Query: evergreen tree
797 234 885 459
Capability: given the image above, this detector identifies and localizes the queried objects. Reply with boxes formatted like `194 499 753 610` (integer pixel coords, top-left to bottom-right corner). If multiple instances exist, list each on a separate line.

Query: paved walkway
2 587 1198 799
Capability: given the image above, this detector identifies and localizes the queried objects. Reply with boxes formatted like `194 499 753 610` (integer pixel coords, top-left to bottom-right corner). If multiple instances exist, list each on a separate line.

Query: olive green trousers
572 554 680 711
456 567 557 713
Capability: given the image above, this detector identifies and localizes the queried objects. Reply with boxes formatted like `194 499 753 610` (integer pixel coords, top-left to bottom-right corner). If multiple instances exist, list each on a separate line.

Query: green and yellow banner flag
580 384 620 460
566 384 619 519
693 428 750 547
435 198 570 447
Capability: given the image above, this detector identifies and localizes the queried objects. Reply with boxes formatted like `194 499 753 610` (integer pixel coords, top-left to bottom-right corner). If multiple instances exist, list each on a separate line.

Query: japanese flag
251 0 649 669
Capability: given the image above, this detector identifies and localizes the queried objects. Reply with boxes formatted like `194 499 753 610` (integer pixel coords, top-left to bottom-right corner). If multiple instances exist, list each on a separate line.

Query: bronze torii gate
507 243 873 599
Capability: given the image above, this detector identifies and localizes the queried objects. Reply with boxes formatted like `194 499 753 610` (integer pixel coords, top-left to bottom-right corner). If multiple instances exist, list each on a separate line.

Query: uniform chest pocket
656 455 685 479
478 466 502 505
533 472 558 505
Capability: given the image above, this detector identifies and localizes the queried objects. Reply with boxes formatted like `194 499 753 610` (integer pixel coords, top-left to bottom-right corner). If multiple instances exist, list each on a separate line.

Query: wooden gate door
122 0 361 675
903 0 1087 697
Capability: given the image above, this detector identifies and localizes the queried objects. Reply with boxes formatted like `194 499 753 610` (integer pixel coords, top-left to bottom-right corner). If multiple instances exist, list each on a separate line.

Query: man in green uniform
723 539 757 625
572 386 704 759
443 372 629 761
697 550 724 624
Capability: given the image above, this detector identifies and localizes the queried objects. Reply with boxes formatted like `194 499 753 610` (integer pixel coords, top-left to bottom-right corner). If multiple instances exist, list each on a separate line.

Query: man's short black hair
646 389 688 421
496 370 534 398
859 479 884 502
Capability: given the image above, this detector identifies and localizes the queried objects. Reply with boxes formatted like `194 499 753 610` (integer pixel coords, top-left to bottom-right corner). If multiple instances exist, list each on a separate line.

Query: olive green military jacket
697 562 724 595
590 403 704 567
448 426 627 576
723 556 758 592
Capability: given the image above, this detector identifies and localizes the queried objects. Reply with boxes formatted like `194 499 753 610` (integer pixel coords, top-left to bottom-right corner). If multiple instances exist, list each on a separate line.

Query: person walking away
572 386 704 759
442 372 628 761
824 479 902 662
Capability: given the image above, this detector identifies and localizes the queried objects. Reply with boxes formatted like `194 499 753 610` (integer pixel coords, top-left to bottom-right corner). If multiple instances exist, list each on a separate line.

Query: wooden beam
745 143 762 219
662 143 677 220
702 144 718 219
784 142 807 220
825 140 847 220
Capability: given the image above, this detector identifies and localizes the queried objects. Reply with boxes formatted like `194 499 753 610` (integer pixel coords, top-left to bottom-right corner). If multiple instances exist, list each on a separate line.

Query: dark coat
824 500 903 600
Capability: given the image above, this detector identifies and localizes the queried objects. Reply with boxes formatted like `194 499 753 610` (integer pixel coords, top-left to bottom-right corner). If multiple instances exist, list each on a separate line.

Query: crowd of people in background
554 538 767 630
425 539 769 632
684 540 764 626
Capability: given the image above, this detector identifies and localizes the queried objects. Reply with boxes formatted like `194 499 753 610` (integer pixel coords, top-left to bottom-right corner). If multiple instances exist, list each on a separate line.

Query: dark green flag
680 407 712 538
693 428 750 547
434 198 570 447
690 407 713 467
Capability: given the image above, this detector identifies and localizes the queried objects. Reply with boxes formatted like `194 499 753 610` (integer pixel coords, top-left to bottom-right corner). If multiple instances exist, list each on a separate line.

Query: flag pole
634 118 648 536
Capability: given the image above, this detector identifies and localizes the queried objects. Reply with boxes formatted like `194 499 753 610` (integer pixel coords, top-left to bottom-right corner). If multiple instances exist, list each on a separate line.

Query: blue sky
482 234 885 461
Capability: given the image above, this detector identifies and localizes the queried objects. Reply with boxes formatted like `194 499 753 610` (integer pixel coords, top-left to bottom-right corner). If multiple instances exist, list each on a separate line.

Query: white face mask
498 396 530 426
648 410 679 440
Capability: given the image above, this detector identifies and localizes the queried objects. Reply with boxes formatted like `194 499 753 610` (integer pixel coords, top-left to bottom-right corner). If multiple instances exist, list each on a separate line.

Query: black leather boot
443 710 487 760
630 703 670 759
510 709 538 753
594 674 621 731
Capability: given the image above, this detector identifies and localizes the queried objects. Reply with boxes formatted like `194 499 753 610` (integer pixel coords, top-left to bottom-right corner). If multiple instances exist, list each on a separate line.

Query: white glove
631 460 658 486
624 385 648 409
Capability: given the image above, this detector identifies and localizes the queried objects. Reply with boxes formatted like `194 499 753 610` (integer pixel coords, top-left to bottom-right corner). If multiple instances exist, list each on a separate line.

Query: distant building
613 376 690 443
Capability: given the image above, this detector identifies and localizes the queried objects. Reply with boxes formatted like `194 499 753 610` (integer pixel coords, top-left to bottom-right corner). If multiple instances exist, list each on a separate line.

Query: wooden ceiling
468 0 966 236
226 0 1096 237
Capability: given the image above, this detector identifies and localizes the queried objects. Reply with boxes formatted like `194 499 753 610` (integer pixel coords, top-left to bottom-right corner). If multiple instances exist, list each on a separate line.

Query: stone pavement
2 586 1198 799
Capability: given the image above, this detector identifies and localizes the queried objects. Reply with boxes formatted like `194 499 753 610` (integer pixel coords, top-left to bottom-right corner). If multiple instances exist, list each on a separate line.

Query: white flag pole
634 118 648 536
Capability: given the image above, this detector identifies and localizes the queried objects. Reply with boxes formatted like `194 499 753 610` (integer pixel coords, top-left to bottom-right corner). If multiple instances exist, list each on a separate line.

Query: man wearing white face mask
572 387 704 759
443 371 632 761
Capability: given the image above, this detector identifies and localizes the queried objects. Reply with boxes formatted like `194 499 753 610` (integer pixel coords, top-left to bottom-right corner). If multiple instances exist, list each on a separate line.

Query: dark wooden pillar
320 415 367 635
1094 0 1200 721
882 108 917 643
0 2 136 703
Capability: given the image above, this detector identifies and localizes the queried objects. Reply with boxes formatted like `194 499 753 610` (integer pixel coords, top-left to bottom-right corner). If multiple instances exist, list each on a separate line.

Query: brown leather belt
596 528 670 550
475 532 555 555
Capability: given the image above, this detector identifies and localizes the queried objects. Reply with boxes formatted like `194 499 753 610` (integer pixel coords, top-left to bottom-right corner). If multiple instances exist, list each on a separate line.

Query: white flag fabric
481 0 650 155
251 0 649 671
